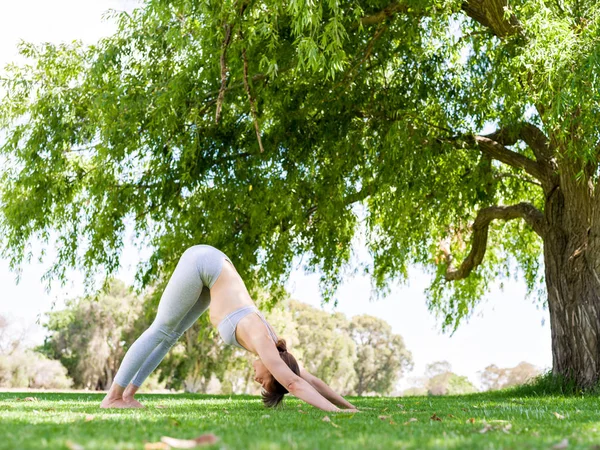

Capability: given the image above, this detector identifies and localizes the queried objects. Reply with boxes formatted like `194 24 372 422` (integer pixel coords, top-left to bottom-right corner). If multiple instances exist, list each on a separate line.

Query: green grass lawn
1 390 600 449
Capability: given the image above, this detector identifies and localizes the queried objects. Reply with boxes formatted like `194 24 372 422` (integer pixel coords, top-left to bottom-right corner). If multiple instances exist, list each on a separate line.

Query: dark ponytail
276 338 288 353
261 339 300 408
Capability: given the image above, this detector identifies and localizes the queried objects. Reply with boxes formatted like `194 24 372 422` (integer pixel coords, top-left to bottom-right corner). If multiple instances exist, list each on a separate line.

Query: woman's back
208 259 256 325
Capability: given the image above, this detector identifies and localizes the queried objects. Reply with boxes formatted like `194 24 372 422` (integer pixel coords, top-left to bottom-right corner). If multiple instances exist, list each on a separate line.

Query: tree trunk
544 187 600 388
355 375 364 396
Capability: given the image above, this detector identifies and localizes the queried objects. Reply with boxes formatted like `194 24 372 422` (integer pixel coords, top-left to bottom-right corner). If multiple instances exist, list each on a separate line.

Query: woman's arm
264 353 340 412
300 367 357 410
286 376 341 412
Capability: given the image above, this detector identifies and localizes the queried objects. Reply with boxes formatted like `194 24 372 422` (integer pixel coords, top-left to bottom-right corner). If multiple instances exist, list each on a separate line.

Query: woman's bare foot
123 396 145 408
101 383 129 409
100 397 138 409
123 384 145 408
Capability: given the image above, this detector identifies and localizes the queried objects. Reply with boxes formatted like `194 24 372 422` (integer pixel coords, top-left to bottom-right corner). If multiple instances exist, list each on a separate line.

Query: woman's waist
209 295 256 326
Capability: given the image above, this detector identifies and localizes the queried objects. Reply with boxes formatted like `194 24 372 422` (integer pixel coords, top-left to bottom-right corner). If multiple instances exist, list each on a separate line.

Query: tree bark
543 184 600 388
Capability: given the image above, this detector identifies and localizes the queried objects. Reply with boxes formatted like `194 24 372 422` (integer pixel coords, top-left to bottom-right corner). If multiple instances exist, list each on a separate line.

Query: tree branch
485 122 554 166
443 202 546 281
242 47 265 153
332 25 388 92
472 135 545 180
215 23 233 124
359 0 523 40
461 0 524 38
360 2 409 26
518 123 554 165
493 172 542 187
279 183 376 234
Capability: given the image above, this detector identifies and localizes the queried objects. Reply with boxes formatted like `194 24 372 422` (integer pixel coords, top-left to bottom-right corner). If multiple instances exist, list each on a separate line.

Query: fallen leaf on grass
84 415 95 422
378 415 395 425
261 415 270 419
65 441 84 450
447 414 455 418
144 443 169 450
554 412 565 420
552 438 569 449
18 397 39 402
222 409 229 414
193 435 219 446
321 415 340 428
479 424 493 434
298 409 307 414
477 422 512 434
430 414 442 422
160 434 218 449
403 418 418 425
156 404 168 409
467 418 475 424
397 404 404 409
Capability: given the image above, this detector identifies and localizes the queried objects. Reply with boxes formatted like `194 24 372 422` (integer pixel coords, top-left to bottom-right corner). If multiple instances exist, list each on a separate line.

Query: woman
101 244 357 412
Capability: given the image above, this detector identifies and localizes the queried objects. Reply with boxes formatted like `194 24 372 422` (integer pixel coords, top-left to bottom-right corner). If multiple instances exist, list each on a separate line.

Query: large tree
350 315 412 395
290 300 357 395
1 0 599 387
480 361 540 391
40 279 142 389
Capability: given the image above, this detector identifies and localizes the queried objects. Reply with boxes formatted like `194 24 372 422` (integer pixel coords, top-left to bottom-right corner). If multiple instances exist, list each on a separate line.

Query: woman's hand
299 367 357 410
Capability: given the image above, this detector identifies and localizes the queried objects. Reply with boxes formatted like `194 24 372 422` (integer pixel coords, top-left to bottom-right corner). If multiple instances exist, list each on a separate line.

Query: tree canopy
2 0 600 386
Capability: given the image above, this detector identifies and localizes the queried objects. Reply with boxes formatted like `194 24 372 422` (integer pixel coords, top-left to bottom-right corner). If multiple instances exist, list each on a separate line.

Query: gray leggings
113 245 231 388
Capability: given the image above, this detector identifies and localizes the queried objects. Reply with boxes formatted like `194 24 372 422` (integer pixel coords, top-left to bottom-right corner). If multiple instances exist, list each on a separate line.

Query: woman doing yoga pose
101 245 357 412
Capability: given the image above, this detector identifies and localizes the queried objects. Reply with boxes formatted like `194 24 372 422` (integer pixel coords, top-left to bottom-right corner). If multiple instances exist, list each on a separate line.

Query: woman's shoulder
237 314 278 350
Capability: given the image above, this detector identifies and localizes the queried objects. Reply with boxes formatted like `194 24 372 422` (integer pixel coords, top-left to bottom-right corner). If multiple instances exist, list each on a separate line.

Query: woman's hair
262 338 300 408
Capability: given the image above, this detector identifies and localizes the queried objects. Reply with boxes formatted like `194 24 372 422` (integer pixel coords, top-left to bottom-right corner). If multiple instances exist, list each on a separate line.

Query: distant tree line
401 361 541 396
0 315 71 389
38 279 413 395
1 279 542 395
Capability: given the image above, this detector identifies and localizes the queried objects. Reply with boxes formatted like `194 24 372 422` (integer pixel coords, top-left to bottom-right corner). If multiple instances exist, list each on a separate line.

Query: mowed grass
2 390 600 449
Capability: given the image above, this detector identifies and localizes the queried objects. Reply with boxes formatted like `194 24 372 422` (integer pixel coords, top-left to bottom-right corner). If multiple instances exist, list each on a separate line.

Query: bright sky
0 0 552 391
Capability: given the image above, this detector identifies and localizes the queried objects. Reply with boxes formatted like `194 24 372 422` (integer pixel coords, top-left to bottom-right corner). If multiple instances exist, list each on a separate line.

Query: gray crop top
217 305 278 349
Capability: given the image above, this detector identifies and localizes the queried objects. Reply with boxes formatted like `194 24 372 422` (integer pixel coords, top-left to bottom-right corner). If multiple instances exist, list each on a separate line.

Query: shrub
0 350 73 389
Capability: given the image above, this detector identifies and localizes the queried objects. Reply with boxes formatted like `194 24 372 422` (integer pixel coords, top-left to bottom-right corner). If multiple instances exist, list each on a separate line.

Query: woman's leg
126 286 211 395
123 287 211 406
102 247 210 408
